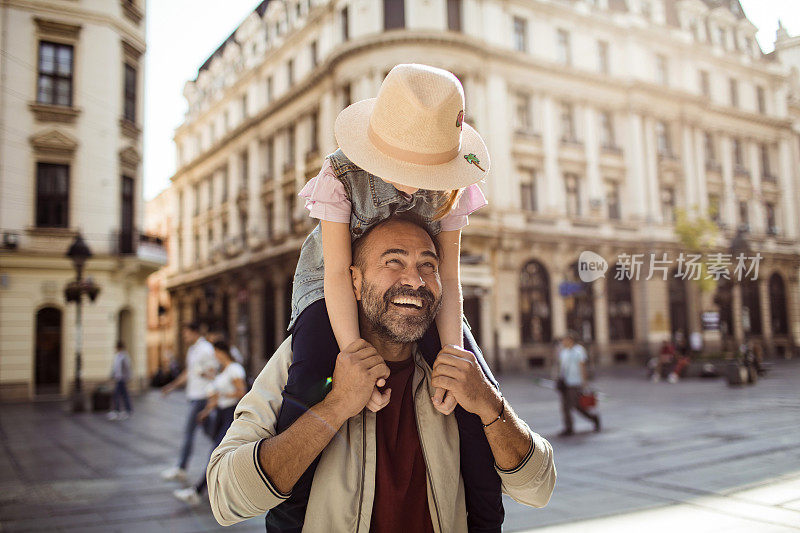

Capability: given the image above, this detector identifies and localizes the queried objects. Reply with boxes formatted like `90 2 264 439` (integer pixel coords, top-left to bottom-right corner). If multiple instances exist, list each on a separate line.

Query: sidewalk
1 361 799 532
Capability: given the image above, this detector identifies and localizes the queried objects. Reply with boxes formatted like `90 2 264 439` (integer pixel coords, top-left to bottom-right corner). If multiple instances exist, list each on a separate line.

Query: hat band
368 123 459 165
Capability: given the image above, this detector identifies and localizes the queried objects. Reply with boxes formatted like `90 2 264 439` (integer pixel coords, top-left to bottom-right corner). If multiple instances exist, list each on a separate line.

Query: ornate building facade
0 0 164 399
159 0 800 375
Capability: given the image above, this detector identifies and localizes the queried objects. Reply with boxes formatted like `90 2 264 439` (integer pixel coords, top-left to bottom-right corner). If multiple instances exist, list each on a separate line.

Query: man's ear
350 265 363 301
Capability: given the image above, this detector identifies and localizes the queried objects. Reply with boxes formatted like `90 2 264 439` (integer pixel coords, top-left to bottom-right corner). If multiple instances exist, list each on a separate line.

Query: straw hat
334 63 490 191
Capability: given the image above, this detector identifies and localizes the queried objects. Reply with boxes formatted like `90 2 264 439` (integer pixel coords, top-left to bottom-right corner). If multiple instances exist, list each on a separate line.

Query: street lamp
64 234 101 412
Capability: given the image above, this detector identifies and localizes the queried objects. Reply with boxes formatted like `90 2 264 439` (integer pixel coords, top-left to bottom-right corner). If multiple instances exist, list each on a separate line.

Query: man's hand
431 386 457 415
431 345 502 424
326 339 391 419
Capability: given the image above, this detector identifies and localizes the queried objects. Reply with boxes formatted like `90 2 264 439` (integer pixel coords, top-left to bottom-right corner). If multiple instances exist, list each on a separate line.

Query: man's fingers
433 351 473 371
431 362 464 381
344 338 372 353
431 386 446 405
434 392 457 415
431 375 459 391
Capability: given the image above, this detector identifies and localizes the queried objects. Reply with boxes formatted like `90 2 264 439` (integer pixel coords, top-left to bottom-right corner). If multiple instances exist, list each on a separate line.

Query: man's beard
359 281 441 344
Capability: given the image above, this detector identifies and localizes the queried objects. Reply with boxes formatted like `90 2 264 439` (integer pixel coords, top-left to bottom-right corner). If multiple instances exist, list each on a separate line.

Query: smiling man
206 217 556 532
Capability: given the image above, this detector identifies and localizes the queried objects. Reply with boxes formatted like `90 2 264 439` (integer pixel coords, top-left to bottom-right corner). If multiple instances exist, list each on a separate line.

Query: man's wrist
318 393 351 429
478 388 503 425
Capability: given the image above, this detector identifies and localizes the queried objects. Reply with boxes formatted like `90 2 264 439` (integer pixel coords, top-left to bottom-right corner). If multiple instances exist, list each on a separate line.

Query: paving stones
1 361 800 532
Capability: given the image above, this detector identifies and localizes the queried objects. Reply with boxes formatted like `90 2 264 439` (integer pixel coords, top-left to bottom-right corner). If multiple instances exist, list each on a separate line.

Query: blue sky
143 0 799 200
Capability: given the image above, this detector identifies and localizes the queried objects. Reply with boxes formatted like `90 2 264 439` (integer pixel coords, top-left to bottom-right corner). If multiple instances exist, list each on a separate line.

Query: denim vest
288 149 443 330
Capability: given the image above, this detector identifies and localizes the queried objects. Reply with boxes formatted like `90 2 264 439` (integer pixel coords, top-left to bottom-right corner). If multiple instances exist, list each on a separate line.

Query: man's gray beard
359 280 441 344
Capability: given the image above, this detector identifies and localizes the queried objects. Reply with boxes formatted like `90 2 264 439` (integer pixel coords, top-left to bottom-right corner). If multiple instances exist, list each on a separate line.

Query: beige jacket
207 337 556 532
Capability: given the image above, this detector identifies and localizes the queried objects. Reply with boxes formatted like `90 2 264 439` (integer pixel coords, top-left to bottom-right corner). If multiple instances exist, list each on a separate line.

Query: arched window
565 261 594 342
608 269 634 340
741 279 762 335
769 273 788 335
35 307 62 394
520 261 551 344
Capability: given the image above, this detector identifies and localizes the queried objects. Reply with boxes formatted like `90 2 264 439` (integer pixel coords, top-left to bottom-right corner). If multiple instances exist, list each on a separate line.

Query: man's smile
390 296 424 309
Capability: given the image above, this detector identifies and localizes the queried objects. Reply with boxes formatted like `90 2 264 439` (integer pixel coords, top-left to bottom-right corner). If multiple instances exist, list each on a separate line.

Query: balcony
705 160 722 173
112 230 167 265
734 165 750 178
762 173 777 183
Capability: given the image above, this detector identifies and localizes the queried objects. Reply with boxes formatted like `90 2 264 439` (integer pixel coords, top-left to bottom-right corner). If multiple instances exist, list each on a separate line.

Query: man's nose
400 268 426 289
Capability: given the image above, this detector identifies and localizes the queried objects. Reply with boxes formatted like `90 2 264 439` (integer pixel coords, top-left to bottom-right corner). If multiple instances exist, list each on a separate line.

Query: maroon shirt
369 356 434 533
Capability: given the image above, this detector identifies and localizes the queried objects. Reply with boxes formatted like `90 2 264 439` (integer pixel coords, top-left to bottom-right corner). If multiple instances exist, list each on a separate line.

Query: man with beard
206 217 556 532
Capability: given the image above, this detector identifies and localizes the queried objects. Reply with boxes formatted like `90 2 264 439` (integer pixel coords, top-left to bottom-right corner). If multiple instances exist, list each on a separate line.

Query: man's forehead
369 221 436 256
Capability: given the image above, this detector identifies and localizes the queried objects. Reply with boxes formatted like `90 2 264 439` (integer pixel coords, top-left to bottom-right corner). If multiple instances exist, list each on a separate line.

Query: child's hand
431 387 457 415
366 386 391 413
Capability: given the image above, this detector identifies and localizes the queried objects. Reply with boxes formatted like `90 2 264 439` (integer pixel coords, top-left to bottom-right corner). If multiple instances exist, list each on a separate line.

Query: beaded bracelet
482 394 505 428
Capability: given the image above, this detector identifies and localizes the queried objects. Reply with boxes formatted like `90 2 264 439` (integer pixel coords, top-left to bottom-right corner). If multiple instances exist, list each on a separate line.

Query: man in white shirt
160 322 218 482
557 331 600 436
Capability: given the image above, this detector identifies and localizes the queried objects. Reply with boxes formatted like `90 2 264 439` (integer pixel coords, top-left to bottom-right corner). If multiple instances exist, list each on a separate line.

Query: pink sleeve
439 184 488 232
298 158 351 223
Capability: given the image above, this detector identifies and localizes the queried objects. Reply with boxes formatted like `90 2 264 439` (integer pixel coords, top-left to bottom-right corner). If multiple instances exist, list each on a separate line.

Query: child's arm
432 229 464 414
321 220 361 350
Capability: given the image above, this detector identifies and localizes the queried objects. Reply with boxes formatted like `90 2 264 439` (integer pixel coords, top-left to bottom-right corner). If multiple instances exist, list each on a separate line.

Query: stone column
719 135 736 228
542 96 565 215
778 137 798 238
758 276 773 356
642 117 661 223
681 124 696 209
693 129 709 214
623 113 647 220
748 141 763 234
228 152 242 241
584 106 603 216
274 132 288 236
550 267 567 340
732 282 743 345
592 276 610 365
247 138 264 244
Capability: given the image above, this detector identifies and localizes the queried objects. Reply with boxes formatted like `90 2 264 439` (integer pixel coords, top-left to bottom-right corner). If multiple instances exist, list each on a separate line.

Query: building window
557 29 571 66
36 163 69 227
729 78 738 107
606 181 620 220
222 220 228 238
221 167 229 202
565 173 581 217
733 138 744 169
513 17 527 53
309 110 319 153
756 85 766 114
241 93 248 120
655 54 668 86
208 227 214 252
520 169 537 212
769 273 788 333
704 132 717 167
287 58 294 86
708 194 721 223
560 102 575 142
661 187 675 223
384 0 405 30
738 200 749 230
310 40 318 67
342 83 351 109
716 26 726 48
765 202 777 234
656 121 671 156
341 6 349 41
194 233 200 262
266 76 273 104
447 0 462 32
286 192 295 232
240 150 249 192
207 175 213 207
514 93 532 133
193 183 200 215
700 70 710 97
598 40 609 74
760 144 771 179
520 261 551 344
286 125 295 171
607 272 634 340
599 111 615 149
265 202 274 239
123 64 137 122
266 137 275 179
37 41 73 106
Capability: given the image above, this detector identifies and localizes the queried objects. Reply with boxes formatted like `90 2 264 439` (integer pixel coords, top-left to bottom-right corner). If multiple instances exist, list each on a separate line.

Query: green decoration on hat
464 153 485 172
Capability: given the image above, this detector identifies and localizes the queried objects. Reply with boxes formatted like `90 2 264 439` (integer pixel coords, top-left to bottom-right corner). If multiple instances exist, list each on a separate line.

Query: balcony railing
112 229 167 265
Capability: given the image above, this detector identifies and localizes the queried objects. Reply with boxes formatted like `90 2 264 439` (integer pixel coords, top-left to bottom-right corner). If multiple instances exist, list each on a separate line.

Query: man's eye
420 262 437 272
387 259 402 266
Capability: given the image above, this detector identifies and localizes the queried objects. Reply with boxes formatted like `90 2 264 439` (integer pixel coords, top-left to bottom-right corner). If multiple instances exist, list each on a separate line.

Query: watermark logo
578 251 608 282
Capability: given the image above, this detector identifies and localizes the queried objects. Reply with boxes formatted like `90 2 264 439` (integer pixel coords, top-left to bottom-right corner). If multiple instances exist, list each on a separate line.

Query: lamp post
64 234 101 412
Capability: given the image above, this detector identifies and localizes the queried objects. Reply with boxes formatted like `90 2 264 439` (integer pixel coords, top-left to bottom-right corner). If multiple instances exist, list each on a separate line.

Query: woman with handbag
557 331 601 437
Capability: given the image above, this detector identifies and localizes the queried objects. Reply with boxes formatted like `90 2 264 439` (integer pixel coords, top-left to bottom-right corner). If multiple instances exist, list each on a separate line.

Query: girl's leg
267 299 339 532
420 319 504 533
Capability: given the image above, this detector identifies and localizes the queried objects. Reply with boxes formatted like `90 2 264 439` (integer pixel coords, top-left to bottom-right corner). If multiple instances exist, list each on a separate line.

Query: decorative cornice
28 103 80 124
121 39 144 64
34 17 81 41
29 129 78 158
121 0 144 25
120 118 142 140
119 146 141 173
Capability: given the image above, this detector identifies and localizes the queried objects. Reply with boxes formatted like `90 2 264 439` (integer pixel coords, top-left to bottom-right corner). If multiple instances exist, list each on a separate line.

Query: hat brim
334 98 490 191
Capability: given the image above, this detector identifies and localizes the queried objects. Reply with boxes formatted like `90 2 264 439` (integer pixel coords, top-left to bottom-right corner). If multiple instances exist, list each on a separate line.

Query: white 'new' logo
578 251 608 282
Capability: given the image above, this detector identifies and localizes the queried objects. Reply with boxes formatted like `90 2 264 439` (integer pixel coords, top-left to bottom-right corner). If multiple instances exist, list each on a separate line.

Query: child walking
272 64 503 531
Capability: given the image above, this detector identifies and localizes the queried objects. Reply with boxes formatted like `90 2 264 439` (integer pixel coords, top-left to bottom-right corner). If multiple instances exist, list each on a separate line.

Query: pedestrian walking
159 322 218 483
208 329 245 366
557 331 600 436
107 341 132 420
174 341 245 506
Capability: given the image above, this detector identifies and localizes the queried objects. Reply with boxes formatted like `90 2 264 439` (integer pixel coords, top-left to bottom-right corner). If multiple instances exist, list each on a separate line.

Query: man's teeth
392 296 423 308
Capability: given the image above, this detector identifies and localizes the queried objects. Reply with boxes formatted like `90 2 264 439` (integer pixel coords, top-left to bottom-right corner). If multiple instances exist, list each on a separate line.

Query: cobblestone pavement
1 360 799 532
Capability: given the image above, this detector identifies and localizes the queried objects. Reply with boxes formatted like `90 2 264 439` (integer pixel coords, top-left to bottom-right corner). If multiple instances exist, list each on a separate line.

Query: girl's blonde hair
433 188 464 221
